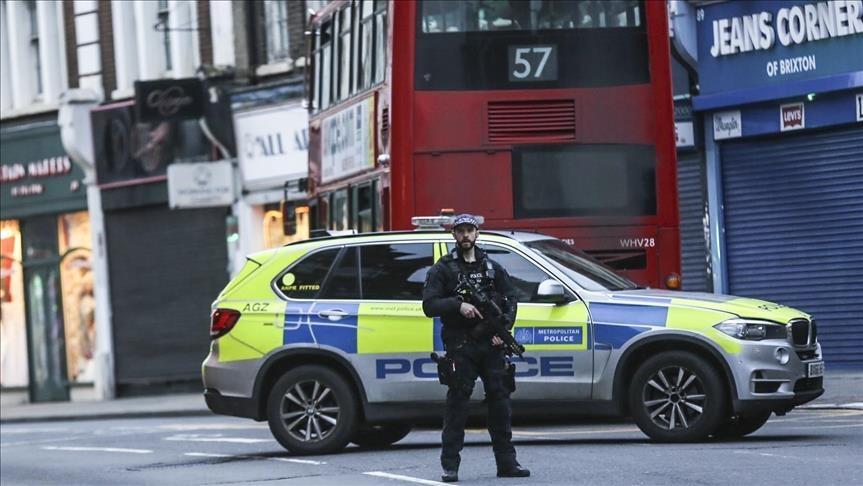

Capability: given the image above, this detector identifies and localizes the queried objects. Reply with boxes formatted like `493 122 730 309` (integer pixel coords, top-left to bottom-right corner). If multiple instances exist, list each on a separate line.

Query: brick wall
97 0 116 96
62 1 79 89
197 0 213 66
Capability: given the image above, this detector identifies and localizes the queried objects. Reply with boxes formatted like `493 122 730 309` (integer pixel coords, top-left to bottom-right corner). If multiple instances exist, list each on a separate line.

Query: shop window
330 189 350 230
276 248 340 299
352 182 376 233
263 204 310 248
360 243 433 300
57 212 95 384
0 220 28 388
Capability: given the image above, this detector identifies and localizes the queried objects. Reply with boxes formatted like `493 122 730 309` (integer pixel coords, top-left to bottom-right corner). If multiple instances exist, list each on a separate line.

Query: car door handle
318 309 349 320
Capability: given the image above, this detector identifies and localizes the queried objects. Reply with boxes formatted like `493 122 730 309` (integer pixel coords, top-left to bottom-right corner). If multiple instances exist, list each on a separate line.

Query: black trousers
440 339 516 471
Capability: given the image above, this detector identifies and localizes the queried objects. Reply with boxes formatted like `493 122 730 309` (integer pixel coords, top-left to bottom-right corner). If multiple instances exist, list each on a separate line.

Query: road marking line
41 446 153 454
161 424 269 431
512 427 640 436
184 452 232 458
273 458 327 465
783 423 863 430
364 472 448 486
164 434 271 444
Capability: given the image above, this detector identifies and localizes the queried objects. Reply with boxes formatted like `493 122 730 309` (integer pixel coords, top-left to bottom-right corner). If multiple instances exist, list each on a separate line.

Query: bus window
512 144 656 218
373 1 387 84
338 5 352 100
321 20 333 110
359 0 374 90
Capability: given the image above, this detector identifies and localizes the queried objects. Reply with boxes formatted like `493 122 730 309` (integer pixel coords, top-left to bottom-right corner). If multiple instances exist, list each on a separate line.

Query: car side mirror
536 279 572 305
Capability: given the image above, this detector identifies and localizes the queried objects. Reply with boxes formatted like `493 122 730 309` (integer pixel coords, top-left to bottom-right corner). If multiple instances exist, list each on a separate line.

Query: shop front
90 99 229 395
693 0 863 368
229 80 311 274
1 117 94 403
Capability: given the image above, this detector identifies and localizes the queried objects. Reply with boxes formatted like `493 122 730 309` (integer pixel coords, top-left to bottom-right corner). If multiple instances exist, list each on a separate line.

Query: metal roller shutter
721 124 863 369
677 152 710 292
106 206 229 393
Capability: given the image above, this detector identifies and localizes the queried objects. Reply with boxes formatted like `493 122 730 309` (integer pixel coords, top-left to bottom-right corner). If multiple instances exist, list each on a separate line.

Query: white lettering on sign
780 102 805 131
1 156 72 183
708 0 863 57
713 110 743 140
619 238 656 249
766 54 818 77
234 102 308 191
856 94 863 121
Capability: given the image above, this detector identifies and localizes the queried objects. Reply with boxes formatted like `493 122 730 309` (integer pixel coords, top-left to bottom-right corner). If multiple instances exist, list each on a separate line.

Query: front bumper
728 339 824 414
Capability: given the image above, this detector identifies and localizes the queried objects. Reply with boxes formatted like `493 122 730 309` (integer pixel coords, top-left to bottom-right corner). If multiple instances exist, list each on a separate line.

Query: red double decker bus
307 0 679 288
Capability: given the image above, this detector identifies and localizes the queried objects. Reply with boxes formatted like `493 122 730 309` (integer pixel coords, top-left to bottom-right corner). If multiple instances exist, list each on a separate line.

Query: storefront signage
134 78 205 122
1 122 86 218
780 102 806 131
856 93 863 121
321 97 375 184
697 1 863 95
167 161 234 209
675 121 695 148
713 110 743 140
234 102 308 192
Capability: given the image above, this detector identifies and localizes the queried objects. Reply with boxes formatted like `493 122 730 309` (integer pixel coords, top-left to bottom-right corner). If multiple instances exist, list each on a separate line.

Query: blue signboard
696 0 863 98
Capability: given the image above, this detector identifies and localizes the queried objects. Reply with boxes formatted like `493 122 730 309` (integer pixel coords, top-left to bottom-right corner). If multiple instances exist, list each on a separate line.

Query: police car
202 221 824 454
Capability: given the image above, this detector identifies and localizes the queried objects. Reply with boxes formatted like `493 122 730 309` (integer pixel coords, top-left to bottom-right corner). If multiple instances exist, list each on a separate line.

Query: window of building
358 0 374 91
373 0 387 84
276 247 340 299
0 219 28 388
320 247 360 299
157 0 173 72
264 0 290 63
25 0 42 96
360 244 433 301
337 5 352 100
57 212 95 384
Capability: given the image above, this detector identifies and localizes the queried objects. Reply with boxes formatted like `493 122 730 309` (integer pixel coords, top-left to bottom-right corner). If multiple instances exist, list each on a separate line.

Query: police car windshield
526 239 638 291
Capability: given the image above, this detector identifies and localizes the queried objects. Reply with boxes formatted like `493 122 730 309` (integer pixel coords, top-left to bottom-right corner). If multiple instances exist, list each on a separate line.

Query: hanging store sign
713 110 743 140
696 0 863 96
234 102 308 192
780 102 806 131
675 122 695 148
134 78 205 123
321 97 375 184
167 161 234 209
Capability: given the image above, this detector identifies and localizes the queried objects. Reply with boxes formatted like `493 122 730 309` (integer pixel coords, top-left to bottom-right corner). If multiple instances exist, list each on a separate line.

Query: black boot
497 463 530 478
441 469 459 482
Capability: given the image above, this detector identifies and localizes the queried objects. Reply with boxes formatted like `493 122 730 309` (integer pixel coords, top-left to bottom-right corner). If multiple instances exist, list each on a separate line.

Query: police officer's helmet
451 214 480 230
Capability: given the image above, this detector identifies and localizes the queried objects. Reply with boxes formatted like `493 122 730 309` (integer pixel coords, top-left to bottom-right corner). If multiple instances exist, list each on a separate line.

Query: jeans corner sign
697 0 863 95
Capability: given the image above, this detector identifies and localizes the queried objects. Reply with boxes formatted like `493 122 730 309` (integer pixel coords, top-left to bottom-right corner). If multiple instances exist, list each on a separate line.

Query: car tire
266 365 359 455
713 412 772 439
628 351 727 442
351 424 412 448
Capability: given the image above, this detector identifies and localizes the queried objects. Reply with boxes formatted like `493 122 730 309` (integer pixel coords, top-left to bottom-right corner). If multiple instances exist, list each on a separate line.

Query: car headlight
714 318 787 341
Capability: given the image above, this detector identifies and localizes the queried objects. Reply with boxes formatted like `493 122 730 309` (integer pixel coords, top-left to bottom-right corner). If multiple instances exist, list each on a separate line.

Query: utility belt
430 352 516 394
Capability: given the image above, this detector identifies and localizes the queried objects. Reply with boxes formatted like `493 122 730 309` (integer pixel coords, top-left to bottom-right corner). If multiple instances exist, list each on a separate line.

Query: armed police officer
422 214 530 483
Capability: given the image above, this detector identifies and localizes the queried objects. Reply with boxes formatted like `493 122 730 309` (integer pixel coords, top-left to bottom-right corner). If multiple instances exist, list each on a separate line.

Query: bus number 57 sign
509 45 558 82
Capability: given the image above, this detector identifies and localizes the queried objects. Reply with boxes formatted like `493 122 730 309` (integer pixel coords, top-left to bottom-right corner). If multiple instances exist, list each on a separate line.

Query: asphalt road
1 409 861 486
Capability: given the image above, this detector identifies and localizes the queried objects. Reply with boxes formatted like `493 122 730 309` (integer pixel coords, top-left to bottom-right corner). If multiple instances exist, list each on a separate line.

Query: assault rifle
455 274 526 358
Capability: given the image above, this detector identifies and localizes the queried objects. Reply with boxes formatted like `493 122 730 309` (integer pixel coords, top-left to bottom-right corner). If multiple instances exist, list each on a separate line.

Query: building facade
688 0 863 368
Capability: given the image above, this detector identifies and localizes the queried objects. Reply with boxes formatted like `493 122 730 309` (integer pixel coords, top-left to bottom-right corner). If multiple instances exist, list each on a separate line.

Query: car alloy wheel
642 365 706 431
280 380 340 442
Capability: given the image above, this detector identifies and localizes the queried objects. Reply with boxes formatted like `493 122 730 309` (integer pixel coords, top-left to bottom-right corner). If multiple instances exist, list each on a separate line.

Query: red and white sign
780 102 805 132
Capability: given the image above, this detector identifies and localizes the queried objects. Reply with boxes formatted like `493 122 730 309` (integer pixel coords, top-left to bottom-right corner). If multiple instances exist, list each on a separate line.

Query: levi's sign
780 102 805 131
135 78 205 122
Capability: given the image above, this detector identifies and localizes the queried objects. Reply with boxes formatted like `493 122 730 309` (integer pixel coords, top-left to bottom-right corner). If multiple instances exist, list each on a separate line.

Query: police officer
422 214 530 483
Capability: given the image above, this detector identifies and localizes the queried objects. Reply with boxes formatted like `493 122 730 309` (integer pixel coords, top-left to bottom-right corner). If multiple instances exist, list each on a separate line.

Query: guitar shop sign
134 78 205 123
321 97 375 184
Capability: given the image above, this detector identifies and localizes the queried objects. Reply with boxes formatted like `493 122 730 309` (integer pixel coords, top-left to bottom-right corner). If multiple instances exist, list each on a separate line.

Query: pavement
1 370 860 424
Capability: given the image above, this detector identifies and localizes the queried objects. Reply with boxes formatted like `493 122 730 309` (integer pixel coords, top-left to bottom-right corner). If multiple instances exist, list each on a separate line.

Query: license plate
807 361 824 378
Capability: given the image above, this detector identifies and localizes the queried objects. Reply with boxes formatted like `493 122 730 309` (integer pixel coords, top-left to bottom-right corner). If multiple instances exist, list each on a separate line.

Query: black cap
451 213 480 229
